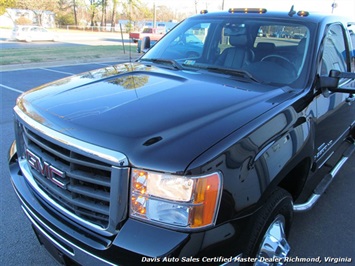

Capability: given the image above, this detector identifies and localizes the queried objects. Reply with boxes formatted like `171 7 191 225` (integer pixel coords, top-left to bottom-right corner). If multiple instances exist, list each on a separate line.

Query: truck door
314 23 355 168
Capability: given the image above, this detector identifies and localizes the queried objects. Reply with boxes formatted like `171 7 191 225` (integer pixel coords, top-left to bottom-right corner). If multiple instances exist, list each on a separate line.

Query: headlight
130 169 222 229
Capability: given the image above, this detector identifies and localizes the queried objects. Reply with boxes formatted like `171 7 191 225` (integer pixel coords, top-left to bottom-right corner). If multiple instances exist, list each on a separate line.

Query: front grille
24 126 112 228
14 109 129 234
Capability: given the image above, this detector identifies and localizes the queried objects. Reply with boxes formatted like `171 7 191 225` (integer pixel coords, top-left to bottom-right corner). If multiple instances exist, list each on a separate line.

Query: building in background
0 8 56 28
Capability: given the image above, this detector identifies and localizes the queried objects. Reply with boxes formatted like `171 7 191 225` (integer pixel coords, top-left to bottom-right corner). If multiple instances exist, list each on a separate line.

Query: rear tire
243 188 293 265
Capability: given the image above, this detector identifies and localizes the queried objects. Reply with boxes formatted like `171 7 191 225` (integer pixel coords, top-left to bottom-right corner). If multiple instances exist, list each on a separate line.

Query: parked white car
11 26 59 42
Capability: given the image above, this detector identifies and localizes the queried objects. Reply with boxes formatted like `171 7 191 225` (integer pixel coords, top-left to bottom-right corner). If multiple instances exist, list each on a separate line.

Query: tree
110 0 119 30
15 16 32 24
0 0 16 16
87 0 101 26
154 5 174 22
72 0 77 26
56 13 75 25
120 0 143 30
56 0 75 25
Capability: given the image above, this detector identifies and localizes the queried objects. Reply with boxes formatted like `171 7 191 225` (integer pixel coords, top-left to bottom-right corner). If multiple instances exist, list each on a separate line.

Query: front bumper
9 144 243 265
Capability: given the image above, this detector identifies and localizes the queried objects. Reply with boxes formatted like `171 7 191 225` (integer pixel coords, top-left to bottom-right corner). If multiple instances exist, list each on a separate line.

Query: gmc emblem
25 149 68 189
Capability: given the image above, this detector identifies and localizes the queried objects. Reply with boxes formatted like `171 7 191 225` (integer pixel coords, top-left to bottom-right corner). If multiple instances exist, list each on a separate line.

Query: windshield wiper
141 58 183 70
206 67 261 83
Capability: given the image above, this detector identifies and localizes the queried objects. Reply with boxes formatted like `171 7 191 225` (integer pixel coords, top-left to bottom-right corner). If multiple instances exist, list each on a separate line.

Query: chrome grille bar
14 106 129 235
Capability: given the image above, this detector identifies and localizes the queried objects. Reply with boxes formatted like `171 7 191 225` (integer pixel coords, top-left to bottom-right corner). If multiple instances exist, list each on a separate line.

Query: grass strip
1 45 137 65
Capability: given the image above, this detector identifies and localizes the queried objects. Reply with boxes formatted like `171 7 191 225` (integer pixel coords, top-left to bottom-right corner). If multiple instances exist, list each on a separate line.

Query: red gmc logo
25 149 68 189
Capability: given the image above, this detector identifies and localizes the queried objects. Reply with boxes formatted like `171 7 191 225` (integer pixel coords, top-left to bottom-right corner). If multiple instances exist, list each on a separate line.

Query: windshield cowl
140 58 183 70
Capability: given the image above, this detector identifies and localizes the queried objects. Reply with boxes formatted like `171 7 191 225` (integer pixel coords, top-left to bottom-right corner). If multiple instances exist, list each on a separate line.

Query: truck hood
17 62 296 172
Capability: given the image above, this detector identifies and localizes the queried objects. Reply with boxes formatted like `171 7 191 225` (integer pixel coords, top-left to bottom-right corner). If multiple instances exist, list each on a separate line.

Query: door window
320 24 348 76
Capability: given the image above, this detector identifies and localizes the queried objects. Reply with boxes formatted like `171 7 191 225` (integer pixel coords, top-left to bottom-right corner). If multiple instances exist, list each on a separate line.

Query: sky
156 0 355 20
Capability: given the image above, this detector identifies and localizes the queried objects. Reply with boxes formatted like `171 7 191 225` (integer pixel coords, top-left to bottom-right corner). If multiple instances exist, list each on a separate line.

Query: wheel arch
278 157 311 201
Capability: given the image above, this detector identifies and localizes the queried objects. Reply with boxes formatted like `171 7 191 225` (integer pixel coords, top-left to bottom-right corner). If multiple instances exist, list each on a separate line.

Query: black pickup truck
8 7 355 265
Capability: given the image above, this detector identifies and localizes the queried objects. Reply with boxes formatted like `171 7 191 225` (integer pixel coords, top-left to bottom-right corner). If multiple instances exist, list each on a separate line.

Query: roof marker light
297 11 310 17
228 8 267 14
200 10 208 14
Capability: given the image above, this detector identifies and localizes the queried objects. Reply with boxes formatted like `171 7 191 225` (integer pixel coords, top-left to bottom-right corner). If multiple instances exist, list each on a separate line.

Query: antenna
129 0 132 63
288 5 296 17
129 37 132 64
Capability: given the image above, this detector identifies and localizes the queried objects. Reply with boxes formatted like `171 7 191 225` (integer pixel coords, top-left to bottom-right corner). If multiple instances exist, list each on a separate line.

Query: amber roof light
228 8 267 14
297 10 310 17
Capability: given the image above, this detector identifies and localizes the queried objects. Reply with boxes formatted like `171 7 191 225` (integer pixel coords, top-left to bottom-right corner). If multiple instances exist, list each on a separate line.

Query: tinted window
321 23 348 75
142 16 313 87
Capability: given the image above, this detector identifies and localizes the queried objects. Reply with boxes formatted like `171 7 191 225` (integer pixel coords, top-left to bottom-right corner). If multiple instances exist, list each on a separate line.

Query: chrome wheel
255 214 290 266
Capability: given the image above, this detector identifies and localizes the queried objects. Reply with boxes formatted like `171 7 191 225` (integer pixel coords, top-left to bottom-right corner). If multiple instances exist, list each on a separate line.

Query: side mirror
140 36 151 53
319 70 355 94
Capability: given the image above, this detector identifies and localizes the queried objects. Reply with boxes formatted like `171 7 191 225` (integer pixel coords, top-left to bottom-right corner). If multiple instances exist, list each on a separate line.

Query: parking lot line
0 84 23 94
38 68 75 75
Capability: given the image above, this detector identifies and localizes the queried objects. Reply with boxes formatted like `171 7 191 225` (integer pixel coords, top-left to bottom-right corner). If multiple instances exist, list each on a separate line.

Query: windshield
141 15 313 87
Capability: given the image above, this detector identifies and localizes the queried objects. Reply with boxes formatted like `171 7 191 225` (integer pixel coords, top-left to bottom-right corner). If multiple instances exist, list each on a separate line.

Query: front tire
243 188 293 265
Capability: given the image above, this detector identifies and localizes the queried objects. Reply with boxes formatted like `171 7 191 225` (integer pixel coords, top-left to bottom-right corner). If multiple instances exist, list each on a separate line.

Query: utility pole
153 1 156 28
331 1 337 14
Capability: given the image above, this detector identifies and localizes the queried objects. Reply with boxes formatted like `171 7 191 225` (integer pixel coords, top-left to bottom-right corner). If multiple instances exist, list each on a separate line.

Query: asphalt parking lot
1 62 354 265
